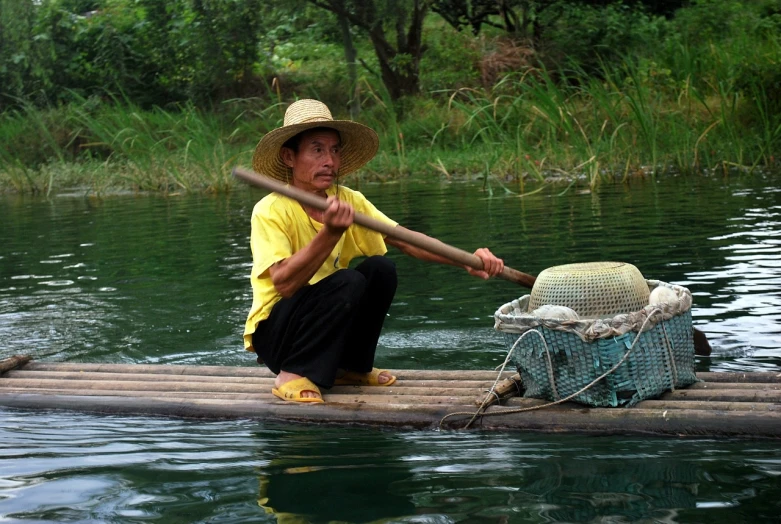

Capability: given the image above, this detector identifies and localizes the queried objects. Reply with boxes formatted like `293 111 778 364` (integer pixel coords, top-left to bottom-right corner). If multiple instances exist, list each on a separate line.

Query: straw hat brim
252 120 379 183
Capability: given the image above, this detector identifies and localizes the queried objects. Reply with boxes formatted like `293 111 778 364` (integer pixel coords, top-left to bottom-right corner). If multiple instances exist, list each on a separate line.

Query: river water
1 175 780 522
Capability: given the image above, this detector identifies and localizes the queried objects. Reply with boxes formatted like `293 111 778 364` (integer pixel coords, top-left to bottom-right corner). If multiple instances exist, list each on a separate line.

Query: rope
461 331 531 428
439 310 663 430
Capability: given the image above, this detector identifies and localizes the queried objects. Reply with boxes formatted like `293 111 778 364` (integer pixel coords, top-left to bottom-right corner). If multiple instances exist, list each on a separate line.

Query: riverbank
2 62 779 195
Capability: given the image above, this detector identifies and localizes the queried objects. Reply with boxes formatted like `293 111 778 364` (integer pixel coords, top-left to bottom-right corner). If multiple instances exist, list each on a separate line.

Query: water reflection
256 431 416 523
2 409 780 522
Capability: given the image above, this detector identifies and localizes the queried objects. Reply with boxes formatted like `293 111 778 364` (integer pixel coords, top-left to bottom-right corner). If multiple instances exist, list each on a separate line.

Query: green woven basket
494 280 698 407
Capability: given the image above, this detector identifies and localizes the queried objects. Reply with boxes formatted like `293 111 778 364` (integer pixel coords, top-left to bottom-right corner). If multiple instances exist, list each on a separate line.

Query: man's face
281 128 342 193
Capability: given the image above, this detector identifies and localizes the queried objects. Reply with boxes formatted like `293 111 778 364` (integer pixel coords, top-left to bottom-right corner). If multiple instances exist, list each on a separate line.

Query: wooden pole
0 355 30 375
2 392 781 436
697 371 781 383
20 362 514 381
2 370 493 389
0 377 491 398
233 167 537 288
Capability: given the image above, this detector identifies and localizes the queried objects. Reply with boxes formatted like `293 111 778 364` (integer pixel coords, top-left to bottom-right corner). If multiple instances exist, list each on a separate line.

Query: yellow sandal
271 377 324 403
334 368 396 387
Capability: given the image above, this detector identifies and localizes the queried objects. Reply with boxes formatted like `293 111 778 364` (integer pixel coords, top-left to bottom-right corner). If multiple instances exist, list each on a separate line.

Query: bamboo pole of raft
19 361 515 381
660 389 781 402
5 375 777 400
0 378 491 398
5 387 779 414
233 167 537 288
0 388 481 406
1 370 494 389
697 371 781 383
2 391 781 436
0 355 30 375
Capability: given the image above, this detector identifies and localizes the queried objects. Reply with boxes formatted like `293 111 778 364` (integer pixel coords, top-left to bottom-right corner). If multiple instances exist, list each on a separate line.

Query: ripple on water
2 176 781 520
38 280 75 287
1 403 781 521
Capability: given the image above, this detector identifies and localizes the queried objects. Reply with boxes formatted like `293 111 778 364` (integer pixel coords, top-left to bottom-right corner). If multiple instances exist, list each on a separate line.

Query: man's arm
385 226 504 280
268 197 354 297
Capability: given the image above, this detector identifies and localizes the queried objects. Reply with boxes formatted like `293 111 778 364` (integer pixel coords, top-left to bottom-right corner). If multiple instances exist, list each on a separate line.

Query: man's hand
466 248 504 280
322 196 354 236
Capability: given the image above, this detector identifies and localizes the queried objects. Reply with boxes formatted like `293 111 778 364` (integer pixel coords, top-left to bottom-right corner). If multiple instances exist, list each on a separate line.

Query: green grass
2 46 780 195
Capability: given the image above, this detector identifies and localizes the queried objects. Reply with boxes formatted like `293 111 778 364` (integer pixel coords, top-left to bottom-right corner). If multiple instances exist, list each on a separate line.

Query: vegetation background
1 0 780 194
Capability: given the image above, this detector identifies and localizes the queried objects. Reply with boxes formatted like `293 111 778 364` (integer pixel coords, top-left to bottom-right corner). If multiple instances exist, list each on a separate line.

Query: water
2 175 781 522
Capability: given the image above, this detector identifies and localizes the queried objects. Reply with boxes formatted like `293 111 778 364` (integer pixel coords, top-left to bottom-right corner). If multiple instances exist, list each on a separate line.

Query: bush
537 1 666 74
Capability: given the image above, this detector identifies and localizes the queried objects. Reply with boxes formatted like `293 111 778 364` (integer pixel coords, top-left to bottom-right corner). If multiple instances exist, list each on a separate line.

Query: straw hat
252 99 379 183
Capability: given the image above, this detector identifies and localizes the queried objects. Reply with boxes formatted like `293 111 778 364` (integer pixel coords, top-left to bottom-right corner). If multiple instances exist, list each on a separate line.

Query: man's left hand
466 248 504 280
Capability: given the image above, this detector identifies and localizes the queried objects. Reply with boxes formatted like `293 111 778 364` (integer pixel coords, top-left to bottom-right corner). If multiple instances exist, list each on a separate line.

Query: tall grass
0 95 257 193
417 48 780 191
2 47 779 194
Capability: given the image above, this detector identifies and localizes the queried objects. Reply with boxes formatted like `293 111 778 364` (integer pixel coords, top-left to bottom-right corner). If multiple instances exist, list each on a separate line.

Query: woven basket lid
529 262 649 318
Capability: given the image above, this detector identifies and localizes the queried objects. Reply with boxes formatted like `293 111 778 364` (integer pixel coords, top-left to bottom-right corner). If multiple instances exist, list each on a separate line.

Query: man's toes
378 371 393 384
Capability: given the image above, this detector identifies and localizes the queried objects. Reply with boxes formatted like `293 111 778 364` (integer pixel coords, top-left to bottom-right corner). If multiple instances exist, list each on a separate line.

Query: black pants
252 256 397 388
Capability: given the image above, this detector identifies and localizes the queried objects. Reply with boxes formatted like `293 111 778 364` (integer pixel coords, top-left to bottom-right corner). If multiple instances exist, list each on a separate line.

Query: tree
337 10 361 117
432 0 524 35
308 0 431 100
0 0 55 108
431 1 687 40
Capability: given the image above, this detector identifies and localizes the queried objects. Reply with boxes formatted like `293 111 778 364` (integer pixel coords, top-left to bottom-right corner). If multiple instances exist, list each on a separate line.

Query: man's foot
273 371 323 403
334 368 397 387
377 370 394 384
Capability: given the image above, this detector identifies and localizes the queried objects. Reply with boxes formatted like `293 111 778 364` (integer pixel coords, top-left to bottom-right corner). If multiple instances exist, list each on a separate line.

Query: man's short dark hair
282 127 341 152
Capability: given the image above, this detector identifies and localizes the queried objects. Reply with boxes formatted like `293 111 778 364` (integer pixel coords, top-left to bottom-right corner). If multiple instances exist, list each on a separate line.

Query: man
244 99 504 403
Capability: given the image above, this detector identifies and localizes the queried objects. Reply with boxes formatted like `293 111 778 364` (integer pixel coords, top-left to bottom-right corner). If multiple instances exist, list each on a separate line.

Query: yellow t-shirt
243 185 398 351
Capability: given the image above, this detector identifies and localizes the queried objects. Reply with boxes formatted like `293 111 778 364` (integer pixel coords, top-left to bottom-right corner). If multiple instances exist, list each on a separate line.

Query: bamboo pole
22 362 275 377
12 369 777 393
661 389 781 402
0 355 30 375
0 389 479 407
20 362 514 381
2 392 780 436
23 362 781 385
0 378 489 398
688 381 781 391
7 387 777 413
0 393 449 428
233 167 537 288
636 399 780 411
2 370 493 389
8 369 779 395
468 405 781 435
696 371 781 383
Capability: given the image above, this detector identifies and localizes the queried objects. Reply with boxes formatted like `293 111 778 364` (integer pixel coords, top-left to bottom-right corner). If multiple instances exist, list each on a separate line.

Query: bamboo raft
1 355 780 437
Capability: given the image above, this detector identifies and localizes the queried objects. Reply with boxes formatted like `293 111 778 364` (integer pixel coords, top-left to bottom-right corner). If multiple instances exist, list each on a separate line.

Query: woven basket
530 262 650 318
494 279 698 407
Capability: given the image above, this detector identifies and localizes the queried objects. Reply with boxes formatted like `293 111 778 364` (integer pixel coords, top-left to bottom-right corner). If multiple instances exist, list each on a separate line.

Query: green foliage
0 0 269 110
419 19 481 92
2 0 781 194
536 1 666 73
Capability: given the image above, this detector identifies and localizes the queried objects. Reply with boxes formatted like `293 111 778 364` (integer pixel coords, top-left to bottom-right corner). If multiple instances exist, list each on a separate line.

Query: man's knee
361 256 398 288
329 268 367 300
